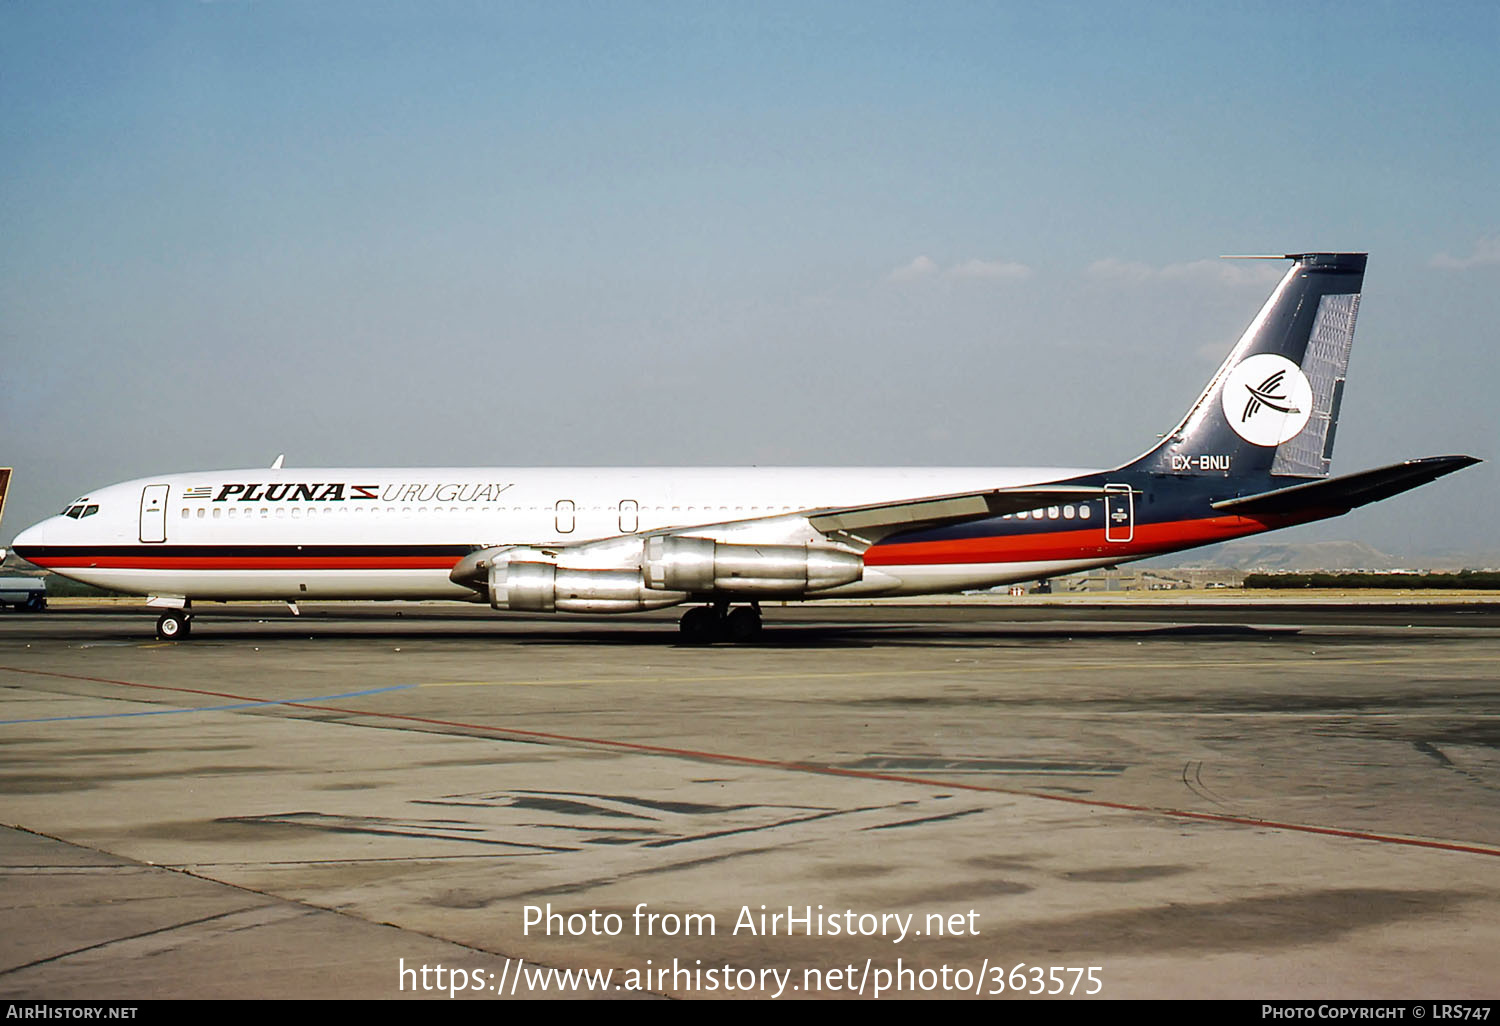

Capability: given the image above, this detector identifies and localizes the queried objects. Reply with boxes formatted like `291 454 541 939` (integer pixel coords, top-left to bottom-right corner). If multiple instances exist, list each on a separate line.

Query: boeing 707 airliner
10 253 1478 641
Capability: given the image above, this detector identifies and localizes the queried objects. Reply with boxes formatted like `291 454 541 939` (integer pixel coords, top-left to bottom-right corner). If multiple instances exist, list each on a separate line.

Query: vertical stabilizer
0 468 11 534
1123 253 1365 482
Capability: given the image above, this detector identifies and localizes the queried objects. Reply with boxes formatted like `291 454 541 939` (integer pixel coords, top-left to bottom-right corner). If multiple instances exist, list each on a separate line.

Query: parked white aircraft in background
10 254 1478 641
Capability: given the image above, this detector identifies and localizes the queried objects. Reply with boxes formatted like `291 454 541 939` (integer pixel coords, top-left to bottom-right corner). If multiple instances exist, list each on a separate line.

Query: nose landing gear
155 610 192 640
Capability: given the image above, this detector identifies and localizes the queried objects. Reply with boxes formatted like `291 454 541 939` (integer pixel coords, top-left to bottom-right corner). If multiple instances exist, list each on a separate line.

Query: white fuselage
15 465 1107 603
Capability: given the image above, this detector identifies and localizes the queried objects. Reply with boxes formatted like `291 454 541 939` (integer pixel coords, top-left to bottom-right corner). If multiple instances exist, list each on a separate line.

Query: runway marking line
0 683 417 725
419 653 1494 689
4 662 1499 860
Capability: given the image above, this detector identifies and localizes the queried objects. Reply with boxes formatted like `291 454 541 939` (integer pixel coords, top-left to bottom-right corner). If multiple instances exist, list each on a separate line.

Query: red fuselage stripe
28 514 1299 573
865 514 1292 566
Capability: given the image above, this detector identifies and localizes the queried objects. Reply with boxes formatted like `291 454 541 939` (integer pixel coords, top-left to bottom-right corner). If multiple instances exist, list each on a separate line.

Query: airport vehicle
0 470 44 609
0 577 46 612
9 253 1478 641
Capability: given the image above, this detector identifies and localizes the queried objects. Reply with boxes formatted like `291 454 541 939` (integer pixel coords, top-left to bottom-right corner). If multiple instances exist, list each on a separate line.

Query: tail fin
1123 253 1366 482
0 467 10 533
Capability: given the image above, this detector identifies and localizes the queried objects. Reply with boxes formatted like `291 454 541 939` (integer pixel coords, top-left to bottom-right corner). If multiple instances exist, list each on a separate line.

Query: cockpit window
83 505 100 517
64 505 83 518
60 502 100 519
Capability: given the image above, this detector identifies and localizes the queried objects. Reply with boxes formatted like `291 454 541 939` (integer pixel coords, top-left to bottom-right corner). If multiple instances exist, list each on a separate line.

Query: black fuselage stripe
18 545 474 559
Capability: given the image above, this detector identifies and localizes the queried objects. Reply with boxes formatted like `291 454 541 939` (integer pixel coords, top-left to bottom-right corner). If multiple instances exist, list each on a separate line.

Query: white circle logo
1221 353 1313 447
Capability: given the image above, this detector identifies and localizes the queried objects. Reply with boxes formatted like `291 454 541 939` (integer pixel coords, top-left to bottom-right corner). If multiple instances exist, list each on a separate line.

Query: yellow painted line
425 669 946 688
420 653 1496 689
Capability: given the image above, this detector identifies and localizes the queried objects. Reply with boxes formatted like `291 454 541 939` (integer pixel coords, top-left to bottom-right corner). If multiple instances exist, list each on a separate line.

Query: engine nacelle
488 561 687 614
643 536 862 595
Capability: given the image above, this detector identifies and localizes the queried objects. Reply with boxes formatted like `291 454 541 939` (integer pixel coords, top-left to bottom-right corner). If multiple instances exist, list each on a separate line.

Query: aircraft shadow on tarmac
76 616 1308 648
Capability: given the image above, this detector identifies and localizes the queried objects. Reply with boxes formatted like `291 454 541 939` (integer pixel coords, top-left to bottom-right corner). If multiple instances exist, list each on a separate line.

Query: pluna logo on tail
1241 368 1297 420
1222 353 1313 447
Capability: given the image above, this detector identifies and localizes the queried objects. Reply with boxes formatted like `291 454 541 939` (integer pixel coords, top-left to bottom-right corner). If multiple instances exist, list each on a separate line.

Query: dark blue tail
1121 253 1366 486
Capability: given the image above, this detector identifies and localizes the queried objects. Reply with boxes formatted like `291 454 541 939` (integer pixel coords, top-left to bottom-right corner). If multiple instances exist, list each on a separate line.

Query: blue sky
2 1 1496 557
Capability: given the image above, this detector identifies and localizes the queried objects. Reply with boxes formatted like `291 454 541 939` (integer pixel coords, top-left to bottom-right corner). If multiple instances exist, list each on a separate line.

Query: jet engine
643 536 862 595
450 546 687 613
489 559 687 613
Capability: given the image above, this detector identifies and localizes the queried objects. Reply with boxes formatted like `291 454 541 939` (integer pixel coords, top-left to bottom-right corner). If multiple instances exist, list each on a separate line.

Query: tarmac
1 599 1498 1000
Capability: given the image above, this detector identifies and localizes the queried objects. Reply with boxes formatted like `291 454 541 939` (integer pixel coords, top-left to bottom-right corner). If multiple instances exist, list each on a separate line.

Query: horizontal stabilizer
1210 456 1479 516
809 486 1107 545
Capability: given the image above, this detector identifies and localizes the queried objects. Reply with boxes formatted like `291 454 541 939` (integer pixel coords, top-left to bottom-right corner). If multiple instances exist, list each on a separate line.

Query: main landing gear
679 602 762 644
155 610 192 640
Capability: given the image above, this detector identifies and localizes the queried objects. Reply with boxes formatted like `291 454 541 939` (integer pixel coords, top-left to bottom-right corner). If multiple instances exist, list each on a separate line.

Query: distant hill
1144 539 1400 571
1145 539 1500 571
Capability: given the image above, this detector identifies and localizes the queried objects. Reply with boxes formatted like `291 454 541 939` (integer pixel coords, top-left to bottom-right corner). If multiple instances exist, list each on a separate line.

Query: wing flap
808 485 1108 545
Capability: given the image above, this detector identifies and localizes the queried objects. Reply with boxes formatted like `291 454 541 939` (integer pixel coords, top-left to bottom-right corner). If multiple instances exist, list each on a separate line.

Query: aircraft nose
10 519 52 559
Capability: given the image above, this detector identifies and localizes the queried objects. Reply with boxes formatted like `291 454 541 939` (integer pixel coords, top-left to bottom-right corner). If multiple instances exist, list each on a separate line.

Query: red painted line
4 663 1496 859
0 666 273 703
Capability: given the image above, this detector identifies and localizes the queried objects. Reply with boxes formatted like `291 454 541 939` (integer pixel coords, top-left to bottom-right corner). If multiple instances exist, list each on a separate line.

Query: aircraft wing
805 485 1109 548
451 483 1109 590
